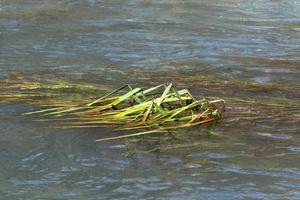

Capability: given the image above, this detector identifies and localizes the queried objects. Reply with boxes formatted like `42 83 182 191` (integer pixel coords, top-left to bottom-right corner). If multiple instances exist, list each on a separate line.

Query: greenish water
1 0 300 199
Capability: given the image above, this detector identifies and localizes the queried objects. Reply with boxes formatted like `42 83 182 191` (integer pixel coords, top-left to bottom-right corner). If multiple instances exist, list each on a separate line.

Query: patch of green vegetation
24 83 225 142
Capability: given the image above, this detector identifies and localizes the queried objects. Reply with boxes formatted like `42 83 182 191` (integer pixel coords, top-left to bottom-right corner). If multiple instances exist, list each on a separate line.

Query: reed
24 83 225 142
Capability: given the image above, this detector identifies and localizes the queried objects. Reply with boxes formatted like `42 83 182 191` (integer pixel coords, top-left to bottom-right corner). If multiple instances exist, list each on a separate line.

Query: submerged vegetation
24 83 225 142
2 69 298 147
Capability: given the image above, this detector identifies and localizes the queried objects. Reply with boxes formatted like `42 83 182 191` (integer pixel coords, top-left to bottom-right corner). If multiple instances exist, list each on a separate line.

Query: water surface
1 0 300 199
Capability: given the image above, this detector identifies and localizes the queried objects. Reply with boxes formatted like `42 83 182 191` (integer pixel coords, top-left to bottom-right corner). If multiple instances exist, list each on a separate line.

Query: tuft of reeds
24 83 225 142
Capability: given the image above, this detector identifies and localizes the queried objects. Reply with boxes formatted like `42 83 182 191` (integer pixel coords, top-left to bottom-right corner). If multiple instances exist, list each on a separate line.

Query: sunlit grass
24 83 225 142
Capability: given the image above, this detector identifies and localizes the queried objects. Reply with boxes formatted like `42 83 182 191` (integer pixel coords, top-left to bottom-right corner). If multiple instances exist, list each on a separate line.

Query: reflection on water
1 0 300 199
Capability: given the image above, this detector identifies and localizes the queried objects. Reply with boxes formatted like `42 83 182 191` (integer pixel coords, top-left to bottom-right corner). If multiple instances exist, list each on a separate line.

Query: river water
1 0 300 199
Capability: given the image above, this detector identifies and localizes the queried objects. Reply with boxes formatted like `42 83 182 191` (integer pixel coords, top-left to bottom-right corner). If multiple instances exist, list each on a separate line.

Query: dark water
1 0 300 199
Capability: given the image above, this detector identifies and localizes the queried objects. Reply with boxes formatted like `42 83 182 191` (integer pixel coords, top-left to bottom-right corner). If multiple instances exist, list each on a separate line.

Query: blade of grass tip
86 96 118 105
73 104 113 116
112 88 141 107
95 129 169 142
139 84 165 95
174 89 195 102
35 116 103 121
185 118 215 127
156 83 172 106
160 115 193 123
142 101 154 122
22 107 63 115
43 107 87 116
126 84 132 90
87 84 131 106
65 120 123 125
175 89 191 97
53 125 107 129
114 124 153 131
162 118 214 131
209 99 225 104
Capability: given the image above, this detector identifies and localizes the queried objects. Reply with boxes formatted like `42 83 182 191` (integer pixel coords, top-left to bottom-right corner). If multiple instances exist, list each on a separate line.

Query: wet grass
23 83 225 142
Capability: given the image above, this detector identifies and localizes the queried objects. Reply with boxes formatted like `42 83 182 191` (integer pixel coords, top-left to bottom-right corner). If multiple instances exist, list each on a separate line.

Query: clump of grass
24 83 225 142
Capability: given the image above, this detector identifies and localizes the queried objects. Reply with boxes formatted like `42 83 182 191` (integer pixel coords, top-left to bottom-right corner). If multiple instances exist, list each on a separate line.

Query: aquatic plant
24 83 225 142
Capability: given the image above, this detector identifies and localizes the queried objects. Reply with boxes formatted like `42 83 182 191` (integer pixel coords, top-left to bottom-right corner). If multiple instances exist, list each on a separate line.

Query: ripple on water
188 151 228 159
223 164 300 179
251 76 271 84
9 177 49 186
159 156 183 164
254 132 293 140
61 166 80 172
21 152 44 162
184 163 203 169
287 146 300 153
247 66 293 73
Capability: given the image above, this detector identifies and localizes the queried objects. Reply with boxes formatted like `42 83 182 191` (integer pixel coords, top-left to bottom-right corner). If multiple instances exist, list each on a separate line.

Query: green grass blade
161 100 203 123
43 107 87 115
23 107 63 115
156 83 172 106
172 86 185 106
112 88 141 107
87 84 131 106
95 129 169 142
142 101 154 122
153 102 166 115
189 108 210 123
141 84 165 95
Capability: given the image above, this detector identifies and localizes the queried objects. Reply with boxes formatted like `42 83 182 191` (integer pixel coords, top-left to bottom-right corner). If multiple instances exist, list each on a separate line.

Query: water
1 0 300 199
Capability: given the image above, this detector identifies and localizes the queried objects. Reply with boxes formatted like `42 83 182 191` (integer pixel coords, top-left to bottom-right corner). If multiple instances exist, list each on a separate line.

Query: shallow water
1 0 300 199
